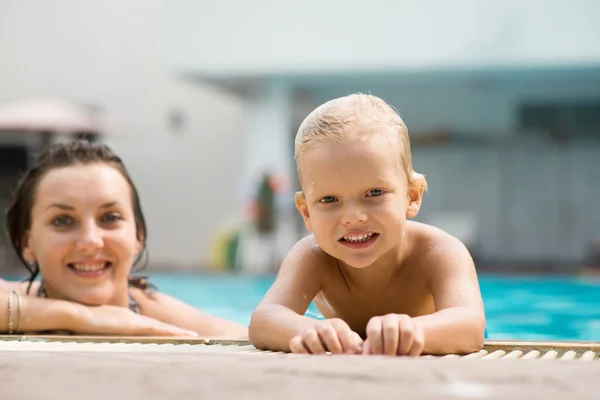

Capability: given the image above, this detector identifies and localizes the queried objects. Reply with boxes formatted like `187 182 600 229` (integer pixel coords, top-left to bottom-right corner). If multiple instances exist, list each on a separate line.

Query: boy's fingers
408 327 425 357
303 329 326 354
318 326 343 354
337 328 360 354
397 318 415 355
289 336 308 354
362 339 371 355
382 315 400 356
330 319 361 354
365 317 384 355
352 332 364 352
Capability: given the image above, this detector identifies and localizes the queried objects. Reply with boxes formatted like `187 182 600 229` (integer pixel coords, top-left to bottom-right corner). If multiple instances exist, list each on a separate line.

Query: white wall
0 0 247 268
167 0 600 77
310 71 600 134
411 142 600 263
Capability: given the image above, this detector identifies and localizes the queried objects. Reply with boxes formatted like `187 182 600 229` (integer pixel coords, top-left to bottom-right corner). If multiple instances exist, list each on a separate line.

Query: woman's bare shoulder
0 278 39 295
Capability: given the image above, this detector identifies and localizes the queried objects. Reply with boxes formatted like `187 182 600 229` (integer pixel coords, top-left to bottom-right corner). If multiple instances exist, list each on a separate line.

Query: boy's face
296 134 423 269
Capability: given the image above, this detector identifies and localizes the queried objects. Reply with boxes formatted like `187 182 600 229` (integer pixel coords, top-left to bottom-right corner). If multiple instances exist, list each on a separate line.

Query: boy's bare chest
313 282 434 336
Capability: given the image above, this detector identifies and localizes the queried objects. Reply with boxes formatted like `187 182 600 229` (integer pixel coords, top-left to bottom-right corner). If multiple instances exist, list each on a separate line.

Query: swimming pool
145 273 599 342
3 273 599 341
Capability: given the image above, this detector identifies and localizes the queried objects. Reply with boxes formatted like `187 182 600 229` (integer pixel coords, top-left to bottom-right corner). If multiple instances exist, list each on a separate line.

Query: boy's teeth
72 263 105 272
343 233 374 243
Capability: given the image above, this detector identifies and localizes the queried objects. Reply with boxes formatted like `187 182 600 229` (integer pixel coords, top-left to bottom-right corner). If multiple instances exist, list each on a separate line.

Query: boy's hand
363 314 424 356
289 318 363 355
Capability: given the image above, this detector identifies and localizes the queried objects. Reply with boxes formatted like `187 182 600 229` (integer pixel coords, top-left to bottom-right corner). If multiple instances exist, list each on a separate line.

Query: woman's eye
51 215 73 227
101 213 123 224
319 196 336 204
366 189 385 197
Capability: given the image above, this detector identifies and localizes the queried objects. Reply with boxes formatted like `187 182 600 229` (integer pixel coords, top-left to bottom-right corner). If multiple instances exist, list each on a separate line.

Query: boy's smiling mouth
339 231 380 249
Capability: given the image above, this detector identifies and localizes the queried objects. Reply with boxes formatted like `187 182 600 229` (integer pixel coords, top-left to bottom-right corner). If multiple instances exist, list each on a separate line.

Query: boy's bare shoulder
267 234 337 302
289 234 337 270
406 221 473 271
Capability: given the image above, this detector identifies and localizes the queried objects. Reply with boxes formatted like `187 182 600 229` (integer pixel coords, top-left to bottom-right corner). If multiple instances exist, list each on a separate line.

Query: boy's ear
295 191 313 232
406 174 426 219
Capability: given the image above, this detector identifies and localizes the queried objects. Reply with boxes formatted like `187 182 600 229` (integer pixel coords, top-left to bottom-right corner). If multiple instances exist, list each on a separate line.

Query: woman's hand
70 304 199 337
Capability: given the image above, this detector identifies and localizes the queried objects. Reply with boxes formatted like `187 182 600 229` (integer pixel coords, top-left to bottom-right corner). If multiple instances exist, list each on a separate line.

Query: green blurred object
226 232 240 272
255 173 275 234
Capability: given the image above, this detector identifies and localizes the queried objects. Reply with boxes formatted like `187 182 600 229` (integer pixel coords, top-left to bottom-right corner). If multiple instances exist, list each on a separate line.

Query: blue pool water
3 273 599 341
145 273 600 341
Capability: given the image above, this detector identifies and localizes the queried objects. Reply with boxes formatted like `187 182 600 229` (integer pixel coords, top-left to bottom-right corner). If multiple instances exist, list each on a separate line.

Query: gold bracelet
7 290 13 334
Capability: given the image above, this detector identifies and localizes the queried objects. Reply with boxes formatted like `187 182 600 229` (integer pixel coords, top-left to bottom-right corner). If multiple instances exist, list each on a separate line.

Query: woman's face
23 162 142 307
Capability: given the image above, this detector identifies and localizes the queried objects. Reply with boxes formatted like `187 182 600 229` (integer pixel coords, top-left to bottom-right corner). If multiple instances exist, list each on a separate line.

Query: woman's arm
0 288 81 333
0 288 198 336
133 290 248 338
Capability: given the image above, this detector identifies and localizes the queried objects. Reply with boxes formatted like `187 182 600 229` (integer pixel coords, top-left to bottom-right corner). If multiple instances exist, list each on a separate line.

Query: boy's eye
319 196 337 204
51 215 74 227
366 189 385 197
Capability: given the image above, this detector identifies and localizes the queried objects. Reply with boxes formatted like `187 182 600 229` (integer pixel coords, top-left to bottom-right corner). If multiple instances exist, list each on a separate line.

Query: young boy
248 94 486 356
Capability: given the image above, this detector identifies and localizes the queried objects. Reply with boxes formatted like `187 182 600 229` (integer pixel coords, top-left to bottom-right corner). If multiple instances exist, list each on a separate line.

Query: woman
1 140 247 337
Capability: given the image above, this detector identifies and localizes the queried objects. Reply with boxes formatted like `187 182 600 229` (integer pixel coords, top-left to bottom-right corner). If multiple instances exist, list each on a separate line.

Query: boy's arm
412 236 486 355
249 236 325 352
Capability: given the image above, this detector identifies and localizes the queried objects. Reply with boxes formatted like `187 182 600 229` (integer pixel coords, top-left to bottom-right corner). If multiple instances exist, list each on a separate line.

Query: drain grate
0 336 598 361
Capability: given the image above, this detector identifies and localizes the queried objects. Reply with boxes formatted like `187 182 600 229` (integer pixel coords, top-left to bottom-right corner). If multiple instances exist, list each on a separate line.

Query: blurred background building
1 0 599 274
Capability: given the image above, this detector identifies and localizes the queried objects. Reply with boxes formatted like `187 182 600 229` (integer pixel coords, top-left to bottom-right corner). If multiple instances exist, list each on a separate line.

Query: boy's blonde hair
294 93 427 189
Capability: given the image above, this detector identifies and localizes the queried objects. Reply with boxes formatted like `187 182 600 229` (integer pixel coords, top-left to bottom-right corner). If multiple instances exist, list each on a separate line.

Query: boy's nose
341 205 368 226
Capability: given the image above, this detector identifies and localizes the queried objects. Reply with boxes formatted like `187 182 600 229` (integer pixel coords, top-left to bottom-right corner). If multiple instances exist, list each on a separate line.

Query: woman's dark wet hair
4 140 148 290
